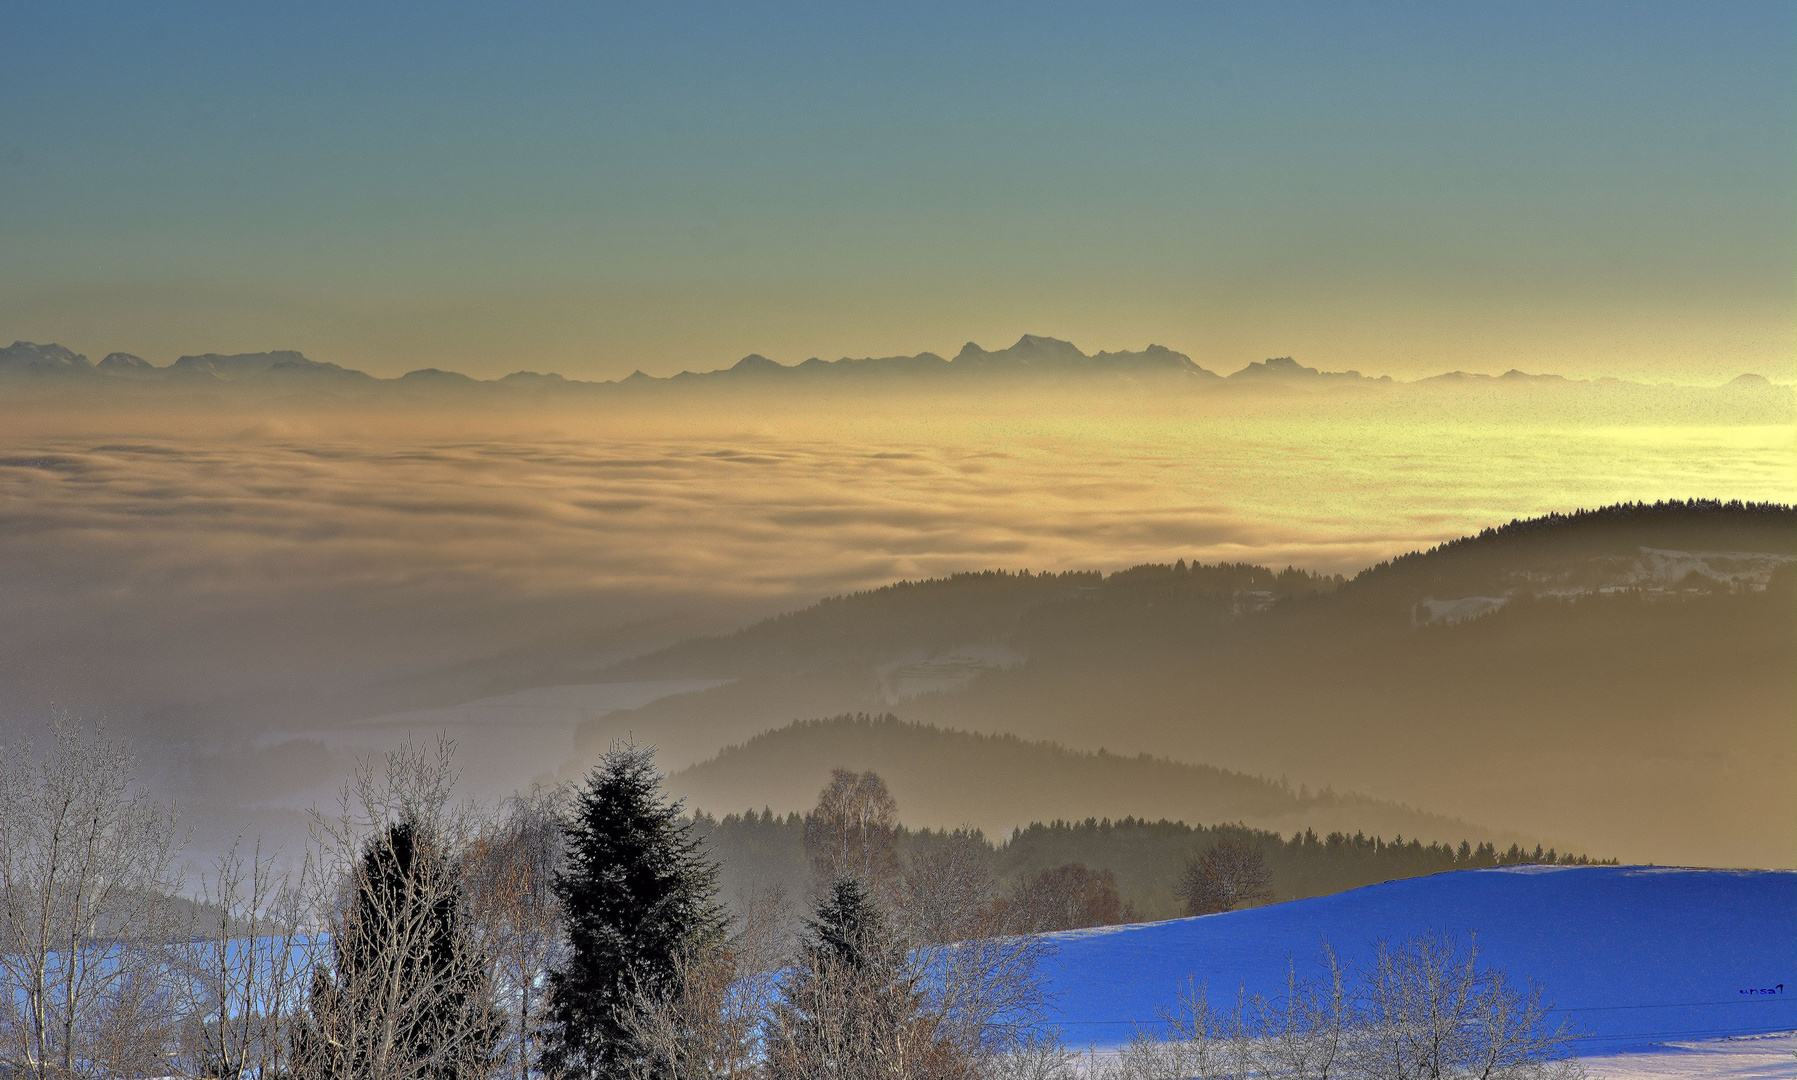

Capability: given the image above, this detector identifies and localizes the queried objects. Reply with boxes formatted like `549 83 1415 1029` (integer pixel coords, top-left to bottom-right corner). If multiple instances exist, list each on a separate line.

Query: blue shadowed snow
4 934 322 1021
1032 866 1795 1054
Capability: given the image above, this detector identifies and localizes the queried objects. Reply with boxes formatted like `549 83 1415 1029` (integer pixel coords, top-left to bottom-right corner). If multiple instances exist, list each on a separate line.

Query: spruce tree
768 877 971 1079
805 875 900 973
543 743 724 1079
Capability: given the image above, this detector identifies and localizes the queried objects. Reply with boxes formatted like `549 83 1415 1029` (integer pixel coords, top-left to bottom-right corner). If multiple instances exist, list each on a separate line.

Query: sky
3 1 1792 382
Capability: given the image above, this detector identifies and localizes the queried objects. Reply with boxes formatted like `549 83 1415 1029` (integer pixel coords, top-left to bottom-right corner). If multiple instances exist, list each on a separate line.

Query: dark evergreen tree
291 818 502 1078
543 743 724 1079
805 875 900 973
767 877 971 1079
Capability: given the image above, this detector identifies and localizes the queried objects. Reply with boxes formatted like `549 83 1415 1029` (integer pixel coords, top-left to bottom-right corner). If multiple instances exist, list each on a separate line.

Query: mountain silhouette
0 341 92 373
0 337 1784 399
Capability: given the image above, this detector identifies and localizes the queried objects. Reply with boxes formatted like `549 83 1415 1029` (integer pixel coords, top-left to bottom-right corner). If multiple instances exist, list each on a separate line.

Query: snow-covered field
1060 1034 1797 1079
1032 866 1795 1074
1578 1032 1796 1079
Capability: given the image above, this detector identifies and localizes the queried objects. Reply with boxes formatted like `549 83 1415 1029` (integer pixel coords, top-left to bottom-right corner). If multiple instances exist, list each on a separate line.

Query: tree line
1348 498 1795 593
698 810 1614 925
0 722 1587 1078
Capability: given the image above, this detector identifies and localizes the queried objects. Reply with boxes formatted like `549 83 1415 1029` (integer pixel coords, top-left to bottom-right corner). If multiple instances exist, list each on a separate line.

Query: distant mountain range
0 336 1782 396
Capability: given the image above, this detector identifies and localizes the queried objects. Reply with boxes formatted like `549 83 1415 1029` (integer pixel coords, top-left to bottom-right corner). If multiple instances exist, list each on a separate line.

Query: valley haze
1 338 1789 877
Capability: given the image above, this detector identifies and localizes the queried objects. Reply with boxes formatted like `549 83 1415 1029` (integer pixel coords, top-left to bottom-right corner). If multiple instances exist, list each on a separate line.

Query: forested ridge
1362 498 1793 573
607 498 1791 685
608 562 1344 682
584 501 1796 868
666 714 1504 850
1341 498 1796 603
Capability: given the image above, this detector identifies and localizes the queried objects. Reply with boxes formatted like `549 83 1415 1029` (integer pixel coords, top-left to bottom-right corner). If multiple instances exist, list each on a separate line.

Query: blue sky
2 1 1792 379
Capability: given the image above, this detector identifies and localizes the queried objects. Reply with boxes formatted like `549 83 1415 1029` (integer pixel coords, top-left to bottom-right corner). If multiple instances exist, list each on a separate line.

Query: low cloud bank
0 398 1790 872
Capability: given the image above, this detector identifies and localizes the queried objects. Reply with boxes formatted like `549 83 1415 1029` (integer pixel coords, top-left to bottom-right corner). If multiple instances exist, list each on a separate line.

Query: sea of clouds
0 395 1790 870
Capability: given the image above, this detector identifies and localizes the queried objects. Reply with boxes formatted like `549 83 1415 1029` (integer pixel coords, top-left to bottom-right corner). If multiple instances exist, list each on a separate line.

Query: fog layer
1 388 1790 867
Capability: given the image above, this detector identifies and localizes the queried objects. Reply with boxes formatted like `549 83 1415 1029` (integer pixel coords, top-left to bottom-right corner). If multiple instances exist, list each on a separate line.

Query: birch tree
0 719 186 1079
175 839 309 1079
466 787 566 1080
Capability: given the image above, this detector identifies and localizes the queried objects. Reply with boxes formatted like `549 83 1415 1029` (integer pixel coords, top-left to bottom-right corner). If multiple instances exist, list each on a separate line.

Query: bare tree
465 786 566 1080
1244 945 1354 1080
802 770 900 897
625 941 765 1080
913 928 1053 1070
289 737 503 1080
1003 863 1124 933
983 1031 1081 1080
1179 839 1272 916
765 877 975 1080
175 838 310 1079
1101 977 1247 1080
898 831 1000 946
621 890 790 1080
761 870 1052 1079
1100 934 1582 1080
0 719 187 1079
893 834 1056 1071
1358 933 1581 1080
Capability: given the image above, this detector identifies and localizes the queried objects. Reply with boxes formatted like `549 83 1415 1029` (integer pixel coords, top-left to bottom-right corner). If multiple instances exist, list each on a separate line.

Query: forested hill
606 499 1791 685
1340 498 1795 608
664 714 1506 849
577 501 1796 869
608 562 1340 682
